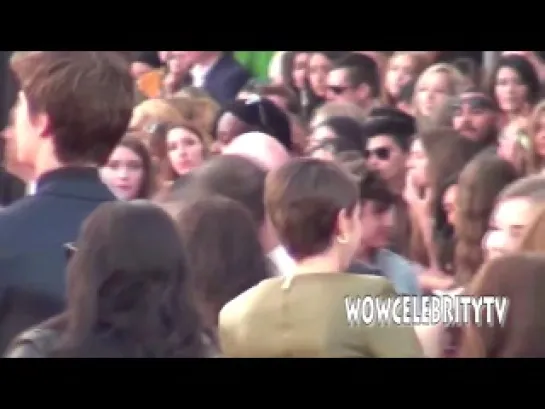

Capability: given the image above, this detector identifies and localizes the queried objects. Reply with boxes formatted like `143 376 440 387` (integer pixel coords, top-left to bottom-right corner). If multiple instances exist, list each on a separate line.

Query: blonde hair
190 97 221 135
526 100 545 174
310 101 367 128
429 95 459 128
517 203 545 252
130 98 184 130
165 97 194 121
165 95 220 136
173 86 213 99
383 51 429 104
413 63 468 126
501 117 530 175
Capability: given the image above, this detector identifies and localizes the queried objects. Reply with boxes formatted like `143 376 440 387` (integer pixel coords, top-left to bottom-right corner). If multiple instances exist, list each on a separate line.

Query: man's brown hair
265 158 359 261
10 51 134 165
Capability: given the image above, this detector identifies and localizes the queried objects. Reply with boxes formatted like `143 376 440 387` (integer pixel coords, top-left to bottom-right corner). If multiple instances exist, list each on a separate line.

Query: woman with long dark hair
6 201 206 358
100 135 155 200
171 195 271 353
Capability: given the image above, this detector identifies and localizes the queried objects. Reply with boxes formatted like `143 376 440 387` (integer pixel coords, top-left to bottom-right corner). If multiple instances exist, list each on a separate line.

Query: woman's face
415 71 450 117
406 138 428 188
308 53 332 98
495 67 529 115
483 197 534 260
385 54 417 99
166 127 205 176
100 145 144 200
292 52 309 90
442 184 458 226
533 112 545 159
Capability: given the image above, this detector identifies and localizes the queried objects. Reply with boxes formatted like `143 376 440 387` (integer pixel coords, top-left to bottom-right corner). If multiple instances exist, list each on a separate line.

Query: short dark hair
332 53 381 98
212 96 292 152
337 156 395 209
168 155 267 225
490 55 541 105
265 158 359 261
10 51 134 165
361 113 416 152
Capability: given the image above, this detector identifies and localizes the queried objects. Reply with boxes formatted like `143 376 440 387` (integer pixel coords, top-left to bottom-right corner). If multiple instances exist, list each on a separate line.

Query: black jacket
0 167 25 207
0 167 116 303
200 54 250 105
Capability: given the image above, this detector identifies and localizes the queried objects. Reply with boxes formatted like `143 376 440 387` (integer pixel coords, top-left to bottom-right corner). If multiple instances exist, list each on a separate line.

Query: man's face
365 135 406 185
326 68 367 106
452 92 498 142
359 200 394 250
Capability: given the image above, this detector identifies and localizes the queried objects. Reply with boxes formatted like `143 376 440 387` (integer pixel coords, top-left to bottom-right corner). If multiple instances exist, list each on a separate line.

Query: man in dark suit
0 52 133 313
182 51 250 105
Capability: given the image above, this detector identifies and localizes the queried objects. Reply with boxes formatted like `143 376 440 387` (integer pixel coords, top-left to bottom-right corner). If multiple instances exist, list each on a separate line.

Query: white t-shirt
27 180 37 196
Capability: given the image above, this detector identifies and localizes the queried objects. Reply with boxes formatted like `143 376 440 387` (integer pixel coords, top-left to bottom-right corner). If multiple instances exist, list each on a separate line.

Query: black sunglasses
364 147 391 161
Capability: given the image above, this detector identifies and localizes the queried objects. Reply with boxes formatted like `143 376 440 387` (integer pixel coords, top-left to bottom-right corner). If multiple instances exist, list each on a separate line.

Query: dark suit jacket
0 167 116 303
201 54 250 105
0 167 25 207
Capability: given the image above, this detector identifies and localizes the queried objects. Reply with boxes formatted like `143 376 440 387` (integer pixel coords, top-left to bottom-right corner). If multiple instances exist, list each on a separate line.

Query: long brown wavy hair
526 100 545 174
51 201 206 358
454 152 518 285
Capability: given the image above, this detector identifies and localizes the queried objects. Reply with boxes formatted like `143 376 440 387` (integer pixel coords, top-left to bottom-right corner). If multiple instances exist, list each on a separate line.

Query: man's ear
33 112 51 139
335 207 351 244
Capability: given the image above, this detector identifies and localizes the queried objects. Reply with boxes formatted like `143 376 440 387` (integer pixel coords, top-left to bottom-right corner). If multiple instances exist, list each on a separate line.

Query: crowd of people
0 50 545 357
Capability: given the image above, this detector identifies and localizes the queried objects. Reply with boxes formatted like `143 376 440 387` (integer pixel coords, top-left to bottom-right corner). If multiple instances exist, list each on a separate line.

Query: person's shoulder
378 248 417 270
220 277 281 325
222 55 250 78
221 277 277 312
335 273 396 296
347 260 383 276
0 168 25 192
0 195 38 229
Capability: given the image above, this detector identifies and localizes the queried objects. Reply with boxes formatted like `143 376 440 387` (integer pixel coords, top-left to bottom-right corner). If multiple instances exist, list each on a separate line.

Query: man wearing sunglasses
325 53 381 114
363 108 416 256
452 90 499 147
363 110 415 196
